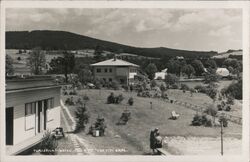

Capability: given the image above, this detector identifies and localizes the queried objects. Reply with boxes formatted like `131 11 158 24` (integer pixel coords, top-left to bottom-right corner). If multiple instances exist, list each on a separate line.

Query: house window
47 98 54 109
104 68 108 73
25 102 36 116
96 68 101 73
130 69 136 73
46 98 54 122
109 68 112 73
109 78 112 82
25 102 36 131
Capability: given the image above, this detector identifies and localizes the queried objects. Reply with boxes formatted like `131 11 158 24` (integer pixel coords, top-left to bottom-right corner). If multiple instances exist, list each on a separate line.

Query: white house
154 68 168 80
5 76 61 153
91 57 139 85
216 68 230 77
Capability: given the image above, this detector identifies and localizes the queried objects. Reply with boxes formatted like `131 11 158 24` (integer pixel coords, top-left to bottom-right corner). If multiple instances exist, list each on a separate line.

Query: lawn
62 88 242 155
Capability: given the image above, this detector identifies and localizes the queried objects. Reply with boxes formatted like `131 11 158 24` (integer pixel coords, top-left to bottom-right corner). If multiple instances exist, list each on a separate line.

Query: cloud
208 25 232 37
171 9 242 32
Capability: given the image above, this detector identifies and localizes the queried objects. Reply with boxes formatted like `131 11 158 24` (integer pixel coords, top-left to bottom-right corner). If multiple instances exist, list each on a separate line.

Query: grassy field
62 88 242 155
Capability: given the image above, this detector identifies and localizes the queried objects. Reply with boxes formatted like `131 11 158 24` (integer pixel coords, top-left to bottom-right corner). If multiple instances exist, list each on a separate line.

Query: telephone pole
220 121 224 156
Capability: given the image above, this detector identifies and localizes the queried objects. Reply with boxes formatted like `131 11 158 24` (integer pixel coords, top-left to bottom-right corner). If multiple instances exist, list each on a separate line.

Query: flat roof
6 76 60 91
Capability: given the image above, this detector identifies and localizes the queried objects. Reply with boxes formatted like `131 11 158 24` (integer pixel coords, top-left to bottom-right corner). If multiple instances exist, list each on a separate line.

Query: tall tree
49 51 75 83
191 60 205 76
145 63 158 80
204 59 217 69
165 74 179 86
6 54 14 76
181 64 195 78
93 45 103 61
27 47 46 75
78 68 93 84
167 59 181 76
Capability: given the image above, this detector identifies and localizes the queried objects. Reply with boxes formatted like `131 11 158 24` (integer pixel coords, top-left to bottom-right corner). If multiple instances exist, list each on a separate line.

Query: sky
6 8 242 52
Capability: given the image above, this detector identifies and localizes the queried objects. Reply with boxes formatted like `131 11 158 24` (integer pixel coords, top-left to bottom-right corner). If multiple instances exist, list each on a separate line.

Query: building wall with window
6 79 61 145
92 66 138 85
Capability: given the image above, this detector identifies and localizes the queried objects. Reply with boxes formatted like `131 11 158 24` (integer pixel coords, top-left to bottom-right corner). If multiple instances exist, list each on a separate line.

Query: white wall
13 105 36 145
46 106 61 131
13 105 61 145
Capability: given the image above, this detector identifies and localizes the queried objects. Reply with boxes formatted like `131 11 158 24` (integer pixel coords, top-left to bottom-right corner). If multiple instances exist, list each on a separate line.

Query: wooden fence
162 98 242 125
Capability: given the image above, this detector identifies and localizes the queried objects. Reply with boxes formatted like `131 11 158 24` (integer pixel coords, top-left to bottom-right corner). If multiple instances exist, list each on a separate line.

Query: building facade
5 76 61 146
91 58 139 85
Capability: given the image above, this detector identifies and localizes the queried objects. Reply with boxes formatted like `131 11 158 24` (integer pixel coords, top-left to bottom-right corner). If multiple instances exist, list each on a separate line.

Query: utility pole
220 121 224 156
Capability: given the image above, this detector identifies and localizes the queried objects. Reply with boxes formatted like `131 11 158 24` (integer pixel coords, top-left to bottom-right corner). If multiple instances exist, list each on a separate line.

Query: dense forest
6 30 218 58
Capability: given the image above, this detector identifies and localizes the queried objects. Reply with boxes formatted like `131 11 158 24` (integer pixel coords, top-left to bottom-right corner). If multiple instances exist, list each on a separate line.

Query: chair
171 111 180 120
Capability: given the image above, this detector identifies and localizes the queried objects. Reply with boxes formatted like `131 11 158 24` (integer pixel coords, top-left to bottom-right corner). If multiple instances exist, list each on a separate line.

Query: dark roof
6 76 60 91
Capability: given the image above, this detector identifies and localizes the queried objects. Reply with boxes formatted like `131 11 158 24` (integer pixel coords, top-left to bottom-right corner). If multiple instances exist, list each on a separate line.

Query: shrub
225 105 231 111
165 74 179 86
217 104 223 111
194 85 207 93
151 80 157 88
227 95 234 105
128 97 134 106
74 102 90 133
171 84 179 89
191 114 212 127
69 90 77 95
219 116 228 127
115 94 124 104
111 80 120 90
224 79 242 100
205 119 213 127
204 105 217 117
39 131 58 155
191 114 203 126
180 84 190 91
65 97 75 105
107 92 115 104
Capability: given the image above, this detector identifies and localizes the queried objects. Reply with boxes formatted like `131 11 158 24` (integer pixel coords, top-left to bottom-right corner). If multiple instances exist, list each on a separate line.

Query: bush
74 102 90 133
180 84 190 91
219 116 228 127
191 114 203 126
225 105 231 111
65 97 75 105
191 114 212 127
171 84 179 89
217 104 223 111
227 96 234 105
69 90 77 95
224 79 242 99
165 74 179 86
204 105 217 117
107 92 115 104
38 131 58 155
151 80 157 87
111 80 120 90
194 85 207 93
115 94 124 104
128 97 134 106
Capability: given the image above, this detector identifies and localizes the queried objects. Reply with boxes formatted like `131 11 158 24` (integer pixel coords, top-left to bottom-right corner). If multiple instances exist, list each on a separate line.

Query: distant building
154 68 168 80
216 68 230 77
91 57 139 85
5 76 61 152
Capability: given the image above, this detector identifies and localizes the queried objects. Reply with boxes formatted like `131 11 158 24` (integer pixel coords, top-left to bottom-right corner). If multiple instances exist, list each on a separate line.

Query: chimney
113 55 117 61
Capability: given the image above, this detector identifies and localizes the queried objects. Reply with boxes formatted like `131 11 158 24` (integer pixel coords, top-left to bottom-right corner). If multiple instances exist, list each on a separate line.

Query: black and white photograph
1 1 249 162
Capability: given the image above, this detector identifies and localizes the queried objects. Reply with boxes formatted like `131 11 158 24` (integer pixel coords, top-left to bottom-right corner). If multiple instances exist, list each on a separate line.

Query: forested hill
6 30 218 58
